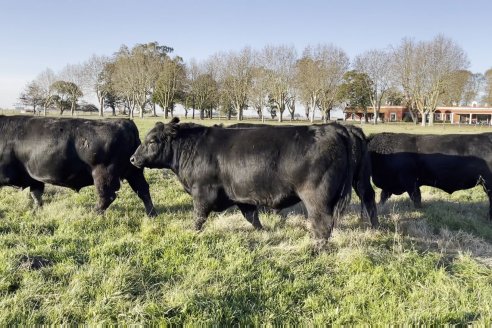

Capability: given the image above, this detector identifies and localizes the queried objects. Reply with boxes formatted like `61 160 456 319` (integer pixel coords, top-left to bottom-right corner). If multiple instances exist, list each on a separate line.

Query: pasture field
1 115 492 324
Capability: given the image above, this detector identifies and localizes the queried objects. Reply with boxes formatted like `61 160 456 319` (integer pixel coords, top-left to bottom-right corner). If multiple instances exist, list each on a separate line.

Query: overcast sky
1 0 491 108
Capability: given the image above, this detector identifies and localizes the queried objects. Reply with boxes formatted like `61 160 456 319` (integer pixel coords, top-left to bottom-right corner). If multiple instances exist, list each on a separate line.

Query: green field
1 115 492 324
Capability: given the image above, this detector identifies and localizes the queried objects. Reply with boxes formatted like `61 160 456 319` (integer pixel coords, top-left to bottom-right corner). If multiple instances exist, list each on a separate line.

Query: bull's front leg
237 203 263 230
408 185 422 208
30 181 45 208
191 185 216 231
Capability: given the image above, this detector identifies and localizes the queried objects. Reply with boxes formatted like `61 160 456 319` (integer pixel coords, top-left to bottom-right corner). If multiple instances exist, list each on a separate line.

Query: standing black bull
368 132 492 219
131 117 353 239
0 115 156 216
226 123 378 227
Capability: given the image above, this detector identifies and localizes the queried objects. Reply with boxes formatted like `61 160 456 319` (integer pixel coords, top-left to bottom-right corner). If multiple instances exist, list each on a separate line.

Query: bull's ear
170 117 180 125
155 122 164 128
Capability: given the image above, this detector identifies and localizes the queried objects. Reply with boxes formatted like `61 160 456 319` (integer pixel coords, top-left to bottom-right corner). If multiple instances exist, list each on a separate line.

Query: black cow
226 123 378 227
131 117 353 239
0 115 156 216
368 132 492 219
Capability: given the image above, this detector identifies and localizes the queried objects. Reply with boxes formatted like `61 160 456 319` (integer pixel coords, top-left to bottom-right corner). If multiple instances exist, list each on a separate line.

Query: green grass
1 117 492 324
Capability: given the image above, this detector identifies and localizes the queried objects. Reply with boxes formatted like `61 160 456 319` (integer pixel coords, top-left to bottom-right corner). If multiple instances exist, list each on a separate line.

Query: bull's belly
26 166 93 191
228 187 300 209
422 179 482 194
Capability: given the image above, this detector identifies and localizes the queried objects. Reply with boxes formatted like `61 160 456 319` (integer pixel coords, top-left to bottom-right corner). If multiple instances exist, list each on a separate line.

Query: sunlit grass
0 116 492 324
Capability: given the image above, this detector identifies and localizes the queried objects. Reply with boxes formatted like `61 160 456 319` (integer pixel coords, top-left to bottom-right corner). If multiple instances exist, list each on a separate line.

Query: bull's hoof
147 208 158 218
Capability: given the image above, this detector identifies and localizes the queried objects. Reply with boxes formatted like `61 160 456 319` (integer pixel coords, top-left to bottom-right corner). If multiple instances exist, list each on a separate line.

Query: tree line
19 36 492 126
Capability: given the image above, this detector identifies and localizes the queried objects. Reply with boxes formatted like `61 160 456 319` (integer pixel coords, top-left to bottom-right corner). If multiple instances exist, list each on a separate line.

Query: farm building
344 105 492 124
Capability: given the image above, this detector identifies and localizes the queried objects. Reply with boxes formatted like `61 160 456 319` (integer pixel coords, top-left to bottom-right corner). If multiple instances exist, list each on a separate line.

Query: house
344 105 492 124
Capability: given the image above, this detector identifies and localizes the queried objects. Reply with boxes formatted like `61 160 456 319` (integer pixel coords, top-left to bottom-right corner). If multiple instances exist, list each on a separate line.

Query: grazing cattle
0 115 156 216
131 117 353 239
368 132 492 219
227 123 378 227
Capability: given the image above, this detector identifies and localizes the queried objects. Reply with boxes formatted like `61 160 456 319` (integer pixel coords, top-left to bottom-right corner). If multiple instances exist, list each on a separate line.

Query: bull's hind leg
300 191 336 240
92 165 121 214
354 181 378 228
125 168 157 217
30 181 45 207
237 204 263 230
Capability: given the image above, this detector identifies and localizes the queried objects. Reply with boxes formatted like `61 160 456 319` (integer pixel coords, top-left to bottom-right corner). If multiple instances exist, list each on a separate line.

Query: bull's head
130 117 179 169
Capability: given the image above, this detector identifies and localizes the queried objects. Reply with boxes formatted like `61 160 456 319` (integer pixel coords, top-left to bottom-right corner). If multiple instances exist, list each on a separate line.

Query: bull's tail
333 129 354 220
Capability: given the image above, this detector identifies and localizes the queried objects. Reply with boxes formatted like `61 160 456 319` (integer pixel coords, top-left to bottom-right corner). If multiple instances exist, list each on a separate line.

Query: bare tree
440 70 472 106
35 68 56 116
484 69 492 106
355 49 392 124
463 73 484 106
392 38 419 123
248 65 269 121
215 47 254 121
83 54 110 116
262 45 297 122
393 36 468 126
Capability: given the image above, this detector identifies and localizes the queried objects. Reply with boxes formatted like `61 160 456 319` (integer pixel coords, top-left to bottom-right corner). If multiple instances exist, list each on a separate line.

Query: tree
83 54 110 116
215 48 254 120
153 56 186 118
51 80 83 115
296 44 348 122
194 73 218 119
392 35 468 126
112 42 173 119
484 69 492 106
35 68 56 116
262 45 297 122
19 81 44 114
248 66 269 120
440 70 471 106
296 56 323 123
355 49 393 124
462 73 484 106
338 70 373 122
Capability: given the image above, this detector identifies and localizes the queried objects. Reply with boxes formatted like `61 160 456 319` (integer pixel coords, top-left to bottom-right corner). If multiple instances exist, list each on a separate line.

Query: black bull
131 117 354 239
226 123 378 227
368 132 492 219
0 115 156 216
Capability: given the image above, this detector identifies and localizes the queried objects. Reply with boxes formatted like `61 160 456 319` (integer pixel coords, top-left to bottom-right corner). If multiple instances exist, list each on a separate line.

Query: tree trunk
428 111 434 126
237 106 242 121
165 107 169 119
421 111 426 126
139 104 144 118
372 105 378 124
71 102 75 116
200 108 204 120
99 97 104 117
